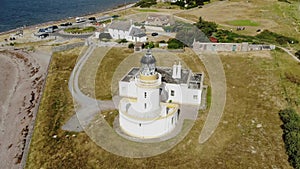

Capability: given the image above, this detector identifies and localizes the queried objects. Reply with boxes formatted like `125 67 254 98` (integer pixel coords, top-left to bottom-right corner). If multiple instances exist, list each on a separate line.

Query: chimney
177 61 182 79
172 62 177 78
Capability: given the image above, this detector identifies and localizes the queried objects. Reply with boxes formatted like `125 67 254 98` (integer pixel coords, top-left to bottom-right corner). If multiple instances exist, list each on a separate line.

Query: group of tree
279 108 300 169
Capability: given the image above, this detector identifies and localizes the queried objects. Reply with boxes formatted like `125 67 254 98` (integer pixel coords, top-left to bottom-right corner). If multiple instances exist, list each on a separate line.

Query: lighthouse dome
140 49 156 76
140 49 156 64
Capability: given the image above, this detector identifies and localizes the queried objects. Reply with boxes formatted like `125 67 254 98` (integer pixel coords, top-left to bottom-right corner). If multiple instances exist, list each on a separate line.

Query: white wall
120 81 202 105
119 107 178 138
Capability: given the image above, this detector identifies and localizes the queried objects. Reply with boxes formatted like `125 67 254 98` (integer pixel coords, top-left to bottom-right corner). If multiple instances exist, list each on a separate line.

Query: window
139 123 141 127
144 103 147 109
171 90 175 96
144 92 147 98
193 95 198 100
159 88 162 95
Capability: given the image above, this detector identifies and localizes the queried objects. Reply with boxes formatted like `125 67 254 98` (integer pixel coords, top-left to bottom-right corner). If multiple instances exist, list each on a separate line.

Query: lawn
136 8 159 12
227 20 260 26
64 26 96 34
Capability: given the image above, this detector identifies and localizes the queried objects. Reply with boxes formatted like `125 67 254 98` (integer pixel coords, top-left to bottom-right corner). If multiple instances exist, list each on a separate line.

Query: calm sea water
0 0 137 33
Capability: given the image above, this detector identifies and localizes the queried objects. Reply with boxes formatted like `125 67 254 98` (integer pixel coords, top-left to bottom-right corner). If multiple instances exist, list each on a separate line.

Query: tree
128 43 134 49
279 108 300 169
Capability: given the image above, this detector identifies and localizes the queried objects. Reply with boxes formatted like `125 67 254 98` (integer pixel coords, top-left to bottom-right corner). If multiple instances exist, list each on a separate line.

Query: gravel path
193 45 227 144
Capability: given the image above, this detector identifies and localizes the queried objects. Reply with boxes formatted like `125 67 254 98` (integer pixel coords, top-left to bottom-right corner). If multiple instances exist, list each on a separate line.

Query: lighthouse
132 49 161 114
118 49 180 139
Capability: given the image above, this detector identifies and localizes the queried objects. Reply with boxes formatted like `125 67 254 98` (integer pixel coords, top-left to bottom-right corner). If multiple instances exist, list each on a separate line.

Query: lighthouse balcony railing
135 73 162 87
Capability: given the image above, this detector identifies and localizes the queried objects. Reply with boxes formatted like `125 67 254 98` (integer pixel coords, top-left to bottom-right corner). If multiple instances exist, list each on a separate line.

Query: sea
0 0 138 33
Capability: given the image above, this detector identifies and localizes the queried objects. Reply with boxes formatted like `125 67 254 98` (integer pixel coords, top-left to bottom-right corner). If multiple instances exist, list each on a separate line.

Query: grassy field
227 20 260 26
94 47 134 100
26 0 300 167
175 0 300 40
26 46 299 168
64 26 96 34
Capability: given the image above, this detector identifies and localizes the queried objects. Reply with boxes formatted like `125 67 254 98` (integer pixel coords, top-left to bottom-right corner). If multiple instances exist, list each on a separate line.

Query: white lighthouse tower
132 50 161 114
118 50 179 139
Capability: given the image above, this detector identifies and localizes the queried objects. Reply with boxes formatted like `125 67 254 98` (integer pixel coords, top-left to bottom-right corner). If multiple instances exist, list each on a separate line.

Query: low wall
193 42 275 52
52 42 85 52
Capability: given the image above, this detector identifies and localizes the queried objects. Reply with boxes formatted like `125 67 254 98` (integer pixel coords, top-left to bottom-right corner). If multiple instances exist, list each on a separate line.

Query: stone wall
52 42 85 52
193 42 275 52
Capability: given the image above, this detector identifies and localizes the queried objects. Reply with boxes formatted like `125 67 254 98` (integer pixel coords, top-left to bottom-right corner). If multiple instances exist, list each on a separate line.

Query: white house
145 14 174 26
108 20 147 42
118 50 204 139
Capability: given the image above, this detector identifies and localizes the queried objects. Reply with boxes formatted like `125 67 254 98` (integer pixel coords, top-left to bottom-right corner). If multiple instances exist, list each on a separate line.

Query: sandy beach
0 50 51 169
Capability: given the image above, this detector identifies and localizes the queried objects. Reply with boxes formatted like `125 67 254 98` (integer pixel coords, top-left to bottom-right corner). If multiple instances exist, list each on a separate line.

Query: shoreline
0 2 136 36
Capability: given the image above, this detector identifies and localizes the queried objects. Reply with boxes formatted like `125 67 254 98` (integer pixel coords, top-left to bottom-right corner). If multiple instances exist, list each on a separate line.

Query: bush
134 0 157 8
167 38 185 49
194 17 218 37
279 108 300 169
128 43 134 49
295 50 300 59
143 41 155 49
255 30 298 45
118 39 128 44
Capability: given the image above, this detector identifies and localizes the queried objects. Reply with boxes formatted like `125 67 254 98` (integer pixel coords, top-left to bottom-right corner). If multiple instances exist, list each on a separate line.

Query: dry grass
175 0 300 40
26 45 299 168
94 47 134 100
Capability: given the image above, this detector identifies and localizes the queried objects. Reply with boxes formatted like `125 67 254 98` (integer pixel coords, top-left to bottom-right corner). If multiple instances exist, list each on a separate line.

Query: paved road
193 43 227 144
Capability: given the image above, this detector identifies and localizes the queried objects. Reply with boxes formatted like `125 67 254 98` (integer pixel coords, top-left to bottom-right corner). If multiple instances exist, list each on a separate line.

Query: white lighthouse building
118 50 204 139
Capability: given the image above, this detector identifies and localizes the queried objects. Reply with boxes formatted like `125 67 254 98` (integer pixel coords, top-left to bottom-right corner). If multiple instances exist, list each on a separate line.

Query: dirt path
0 50 51 169
277 46 300 63
193 45 227 144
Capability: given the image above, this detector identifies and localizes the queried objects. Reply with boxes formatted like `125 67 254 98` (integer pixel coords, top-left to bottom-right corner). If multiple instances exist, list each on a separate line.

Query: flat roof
121 67 202 87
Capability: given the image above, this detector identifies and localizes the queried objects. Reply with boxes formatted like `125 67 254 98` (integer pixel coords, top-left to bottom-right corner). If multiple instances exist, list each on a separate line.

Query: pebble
52 135 57 138
256 124 262 128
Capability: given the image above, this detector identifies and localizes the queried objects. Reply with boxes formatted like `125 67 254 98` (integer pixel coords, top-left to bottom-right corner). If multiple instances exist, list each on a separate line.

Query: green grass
64 26 96 34
136 9 159 12
227 20 260 26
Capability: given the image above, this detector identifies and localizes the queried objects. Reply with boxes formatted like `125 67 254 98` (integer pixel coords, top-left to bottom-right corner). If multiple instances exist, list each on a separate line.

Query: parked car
39 33 49 39
76 17 86 23
88 17 96 21
60 22 72 26
151 32 158 36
